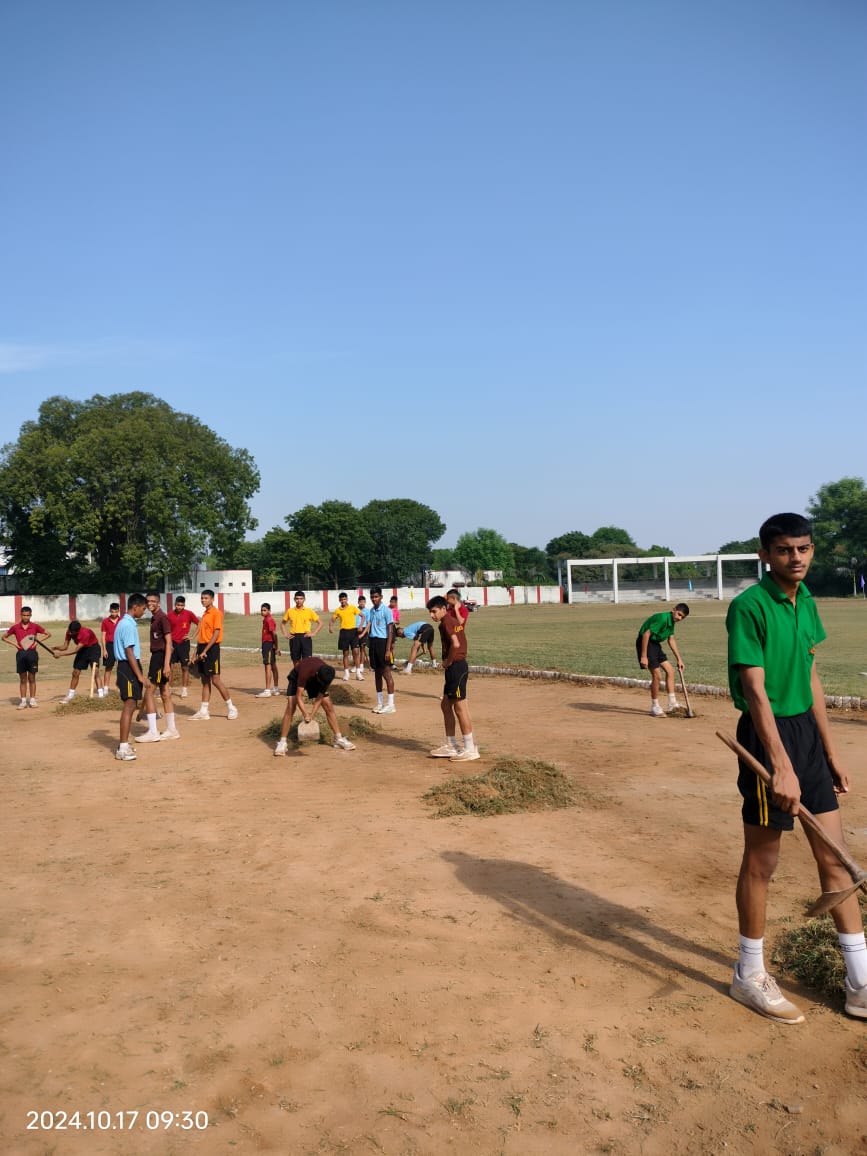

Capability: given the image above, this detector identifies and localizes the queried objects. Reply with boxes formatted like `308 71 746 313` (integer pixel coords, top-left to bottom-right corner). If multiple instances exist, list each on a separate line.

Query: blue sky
2 0 864 555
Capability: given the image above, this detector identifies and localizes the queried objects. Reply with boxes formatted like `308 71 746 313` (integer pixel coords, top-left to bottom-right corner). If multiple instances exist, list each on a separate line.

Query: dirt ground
2 663 866 1156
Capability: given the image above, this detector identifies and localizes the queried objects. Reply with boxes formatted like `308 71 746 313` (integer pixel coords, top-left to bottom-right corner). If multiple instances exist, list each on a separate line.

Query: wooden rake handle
716 730 866 883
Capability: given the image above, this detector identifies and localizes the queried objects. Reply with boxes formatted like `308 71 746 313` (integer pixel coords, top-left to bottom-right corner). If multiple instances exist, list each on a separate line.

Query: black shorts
289 635 313 663
196 642 220 677
102 651 116 670
368 637 393 672
171 639 191 665
338 628 359 653
636 636 667 670
73 644 101 671
412 624 435 647
148 651 169 685
262 641 278 665
116 660 143 702
16 649 39 676
443 659 469 701
736 711 839 831
286 667 331 700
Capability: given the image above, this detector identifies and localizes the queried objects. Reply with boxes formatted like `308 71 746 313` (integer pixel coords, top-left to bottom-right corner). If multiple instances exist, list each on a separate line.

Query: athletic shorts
148 651 169 685
116 660 143 702
368 637 393 672
736 711 839 831
443 659 469 701
636 637 667 670
16 649 39 676
171 639 191 665
289 635 313 663
262 641 278 665
196 642 220 677
412 623 435 647
338 628 359 653
102 650 116 670
73 644 101 671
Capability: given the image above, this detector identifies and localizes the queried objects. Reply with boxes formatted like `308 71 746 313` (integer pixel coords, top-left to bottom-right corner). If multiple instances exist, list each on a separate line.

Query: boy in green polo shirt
636 604 689 716
726 512 866 1024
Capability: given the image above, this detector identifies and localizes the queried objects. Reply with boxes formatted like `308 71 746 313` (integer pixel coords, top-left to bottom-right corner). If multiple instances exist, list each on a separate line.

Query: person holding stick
100 602 121 695
726 512 866 1022
53 621 104 700
636 603 689 716
3 606 50 709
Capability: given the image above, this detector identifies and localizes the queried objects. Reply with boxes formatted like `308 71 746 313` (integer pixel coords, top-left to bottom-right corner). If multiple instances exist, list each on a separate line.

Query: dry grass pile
667 706 696 719
327 683 367 706
423 756 600 819
259 710 376 746
54 694 119 715
773 908 867 1001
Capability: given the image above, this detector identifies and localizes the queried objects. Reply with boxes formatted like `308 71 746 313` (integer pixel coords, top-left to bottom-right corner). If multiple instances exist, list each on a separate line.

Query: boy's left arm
810 662 849 794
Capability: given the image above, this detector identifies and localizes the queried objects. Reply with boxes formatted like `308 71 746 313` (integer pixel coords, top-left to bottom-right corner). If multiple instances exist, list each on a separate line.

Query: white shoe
190 708 209 720
270 688 282 696
431 661 438 669
844 978 867 1019
63 691 75 702
430 744 458 758
135 731 162 743
29 698 38 708
115 746 137 762
343 672 350 681
159 728 181 741
729 966 804 1024
180 687 188 698
650 703 664 717
668 700 681 712
450 748 480 762
377 704 396 715
274 739 288 757
402 667 412 675
255 689 272 698
333 736 356 750
227 705 239 720
17 699 27 710
355 672 364 681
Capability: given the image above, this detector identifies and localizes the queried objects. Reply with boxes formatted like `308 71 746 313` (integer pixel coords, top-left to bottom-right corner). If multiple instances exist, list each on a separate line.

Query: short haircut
146 590 160 600
674 603 690 616
370 586 382 596
202 588 214 598
294 590 305 598
261 602 271 610
308 664 336 696
427 595 448 610
174 596 186 604
389 596 398 602
68 620 81 632
759 513 813 550
21 605 32 614
109 602 120 611
446 588 461 599
339 592 348 599
357 595 366 602
128 594 147 609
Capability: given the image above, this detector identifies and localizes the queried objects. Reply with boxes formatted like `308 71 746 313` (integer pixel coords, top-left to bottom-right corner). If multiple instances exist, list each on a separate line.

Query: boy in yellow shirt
329 591 363 681
280 590 322 667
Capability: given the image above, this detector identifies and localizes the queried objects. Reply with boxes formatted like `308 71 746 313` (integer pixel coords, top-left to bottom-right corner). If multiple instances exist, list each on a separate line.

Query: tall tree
546 530 592 560
0 393 259 592
359 499 445 584
454 528 515 582
807 478 867 594
508 543 554 583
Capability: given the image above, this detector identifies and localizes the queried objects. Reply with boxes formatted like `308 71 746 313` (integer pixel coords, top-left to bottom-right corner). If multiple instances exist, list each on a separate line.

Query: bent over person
53 621 104 700
636 603 688 716
726 512 866 1023
273 658 356 756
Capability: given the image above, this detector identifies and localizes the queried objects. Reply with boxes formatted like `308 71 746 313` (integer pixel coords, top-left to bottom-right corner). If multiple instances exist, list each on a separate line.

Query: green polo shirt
726 574 825 716
637 611 675 644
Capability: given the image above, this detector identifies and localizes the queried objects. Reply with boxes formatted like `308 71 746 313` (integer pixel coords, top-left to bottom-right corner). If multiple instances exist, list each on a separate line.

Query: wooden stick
678 668 694 717
89 661 96 699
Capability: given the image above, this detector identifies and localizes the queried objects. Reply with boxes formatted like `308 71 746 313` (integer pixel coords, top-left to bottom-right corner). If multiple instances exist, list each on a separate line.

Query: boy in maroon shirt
53 621 104 701
256 602 281 697
100 603 121 694
3 606 51 708
168 595 199 698
426 595 479 762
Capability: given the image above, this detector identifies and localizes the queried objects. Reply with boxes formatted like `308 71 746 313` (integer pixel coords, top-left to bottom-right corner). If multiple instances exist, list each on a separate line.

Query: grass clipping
423 756 593 819
54 693 119 714
773 906 867 1002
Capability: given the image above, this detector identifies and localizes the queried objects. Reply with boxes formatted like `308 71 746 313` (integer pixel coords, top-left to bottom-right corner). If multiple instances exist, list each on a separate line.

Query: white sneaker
333 736 356 750
17 699 27 710
180 687 188 698
451 748 480 762
63 691 75 702
844 978 867 1019
159 728 181 741
190 708 209 720
431 661 438 669
668 700 681 712
274 739 288 757
729 966 804 1024
115 746 137 762
379 703 396 714
255 689 272 698
29 698 38 708
135 731 162 744
355 672 364 681
402 667 412 675
343 671 350 681
270 688 282 696
430 744 458 758
227 705 239 720
650 703 664 717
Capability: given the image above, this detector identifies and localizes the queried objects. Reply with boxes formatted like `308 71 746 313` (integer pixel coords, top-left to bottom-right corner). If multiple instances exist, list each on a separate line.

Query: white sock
66 688 76 698
462 732 475 753
738 935 765 978
19 698 26 706
447 735 460 751
387 694 394 706
668 693 678 706
225 699 234 710
377 692 384 706
839 932 867 989
405 662 413 672
359 664 364 673
166 712 176 732
147 712 158 735
651 698 660 708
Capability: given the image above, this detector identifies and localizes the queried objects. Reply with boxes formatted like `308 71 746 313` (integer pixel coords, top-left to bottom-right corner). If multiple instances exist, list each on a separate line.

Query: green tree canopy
454 528 515 582
359 499 445 584
507 543 554 584
546 530 592 560
588 525 636 553
807 477 867 594
0 393 259 592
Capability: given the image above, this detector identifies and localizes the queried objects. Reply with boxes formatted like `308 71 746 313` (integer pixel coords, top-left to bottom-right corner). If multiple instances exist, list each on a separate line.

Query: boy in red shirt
3 606 51 708
256 602 281 697
100 603 121 694
168 595 199 698
53 620 104 701
426 595 479 762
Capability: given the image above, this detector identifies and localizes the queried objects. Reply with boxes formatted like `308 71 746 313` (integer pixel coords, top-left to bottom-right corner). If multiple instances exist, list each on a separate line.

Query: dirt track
2 665 866 1155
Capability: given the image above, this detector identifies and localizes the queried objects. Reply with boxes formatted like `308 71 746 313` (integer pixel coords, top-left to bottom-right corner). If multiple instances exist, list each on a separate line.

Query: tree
717 537 761 578
546 531 592 561
265 501 373 589
588 525 636 553
807 478 867 594
508 543 554 584
359 499 445 584
0 393 259 592
454 528 515 582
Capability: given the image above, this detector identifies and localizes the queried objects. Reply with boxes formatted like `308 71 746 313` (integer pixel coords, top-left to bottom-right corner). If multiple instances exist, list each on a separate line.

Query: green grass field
4 599 866 698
